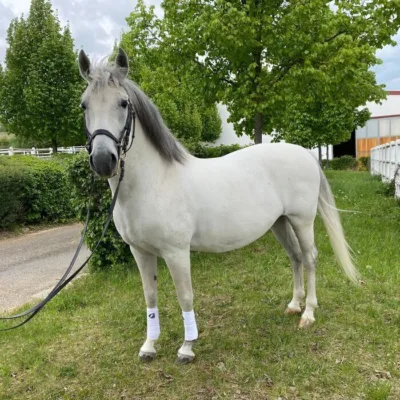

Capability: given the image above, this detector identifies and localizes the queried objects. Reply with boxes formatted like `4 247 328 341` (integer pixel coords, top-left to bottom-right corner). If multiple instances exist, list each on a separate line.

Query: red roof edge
387 90 400 95
370 113 400 119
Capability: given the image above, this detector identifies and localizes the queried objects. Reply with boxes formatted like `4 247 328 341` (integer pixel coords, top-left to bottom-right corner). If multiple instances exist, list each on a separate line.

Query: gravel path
0 223 90 313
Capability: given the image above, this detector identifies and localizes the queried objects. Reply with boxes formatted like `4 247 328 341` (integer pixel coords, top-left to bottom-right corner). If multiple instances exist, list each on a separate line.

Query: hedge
65 152 132 270
191 143 243 158
66 144 244 269
0 156 75 229
322 155 369 171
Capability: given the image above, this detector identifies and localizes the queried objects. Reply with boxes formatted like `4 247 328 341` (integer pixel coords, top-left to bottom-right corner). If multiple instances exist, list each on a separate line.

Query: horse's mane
86 61 187 164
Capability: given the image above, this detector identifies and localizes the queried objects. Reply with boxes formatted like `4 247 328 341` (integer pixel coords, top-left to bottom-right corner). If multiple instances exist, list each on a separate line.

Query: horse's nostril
110 153 117 166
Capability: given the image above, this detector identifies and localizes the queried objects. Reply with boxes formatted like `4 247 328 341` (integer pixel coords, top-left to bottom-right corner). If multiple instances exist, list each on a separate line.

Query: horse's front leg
130 246 159 361
163 249 198 363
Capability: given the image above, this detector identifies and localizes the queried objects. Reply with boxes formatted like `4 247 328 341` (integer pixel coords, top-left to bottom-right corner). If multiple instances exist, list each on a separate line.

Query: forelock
86 59 127 94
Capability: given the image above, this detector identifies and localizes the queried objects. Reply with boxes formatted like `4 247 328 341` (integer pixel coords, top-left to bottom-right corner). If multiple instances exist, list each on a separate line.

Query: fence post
8 147 14 156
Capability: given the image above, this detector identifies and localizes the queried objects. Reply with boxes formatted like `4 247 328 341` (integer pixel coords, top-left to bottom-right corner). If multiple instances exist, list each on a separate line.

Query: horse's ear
116 47 129 79
79 50 92 82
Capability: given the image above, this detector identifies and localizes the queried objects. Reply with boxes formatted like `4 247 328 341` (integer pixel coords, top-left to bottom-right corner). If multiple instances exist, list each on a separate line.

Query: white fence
370 139 400 198
0 146 86 158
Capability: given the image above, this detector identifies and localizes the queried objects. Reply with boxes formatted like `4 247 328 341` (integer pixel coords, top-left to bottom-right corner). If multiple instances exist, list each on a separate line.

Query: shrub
325 156 359 171
0 156 75 229
65 152 132 270
66 144 244 269
0 162 26 228
358 156 370 171
191 143 243 158
0 134 13 148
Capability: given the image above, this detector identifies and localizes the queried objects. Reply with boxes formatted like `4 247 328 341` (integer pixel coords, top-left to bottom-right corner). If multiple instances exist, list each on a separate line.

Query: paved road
0 223 90 313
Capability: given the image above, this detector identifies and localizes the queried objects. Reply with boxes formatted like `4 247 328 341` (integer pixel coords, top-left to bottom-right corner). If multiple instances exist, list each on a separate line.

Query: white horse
78 48 359 363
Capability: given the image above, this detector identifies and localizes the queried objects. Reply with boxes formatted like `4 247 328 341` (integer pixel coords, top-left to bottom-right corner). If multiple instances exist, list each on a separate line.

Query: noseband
84 98 136 158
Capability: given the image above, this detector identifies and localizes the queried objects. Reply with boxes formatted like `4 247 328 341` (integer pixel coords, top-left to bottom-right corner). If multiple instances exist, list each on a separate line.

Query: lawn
0 171 399 400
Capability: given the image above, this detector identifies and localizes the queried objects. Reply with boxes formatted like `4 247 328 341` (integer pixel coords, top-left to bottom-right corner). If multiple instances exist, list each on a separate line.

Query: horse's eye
121 100 128 109
80 102 87 111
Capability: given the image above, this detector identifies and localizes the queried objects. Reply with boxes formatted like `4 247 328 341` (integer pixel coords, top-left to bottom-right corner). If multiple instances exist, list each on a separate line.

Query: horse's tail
317 168 360 284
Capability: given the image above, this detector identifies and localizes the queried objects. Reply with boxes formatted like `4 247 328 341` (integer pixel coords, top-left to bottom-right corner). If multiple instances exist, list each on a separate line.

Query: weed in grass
365 382 391 400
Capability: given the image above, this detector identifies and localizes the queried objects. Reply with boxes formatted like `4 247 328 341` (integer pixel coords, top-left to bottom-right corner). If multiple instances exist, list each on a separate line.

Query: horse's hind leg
288 217 318 328
272 216 304 314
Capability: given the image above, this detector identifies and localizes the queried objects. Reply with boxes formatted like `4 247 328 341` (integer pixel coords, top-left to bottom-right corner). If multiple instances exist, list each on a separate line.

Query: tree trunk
51 138 57 154
254 113 263 144
318 145 322 163
326 145 330 169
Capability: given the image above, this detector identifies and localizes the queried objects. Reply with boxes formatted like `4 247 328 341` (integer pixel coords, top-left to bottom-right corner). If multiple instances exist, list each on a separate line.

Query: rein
0 99 136 331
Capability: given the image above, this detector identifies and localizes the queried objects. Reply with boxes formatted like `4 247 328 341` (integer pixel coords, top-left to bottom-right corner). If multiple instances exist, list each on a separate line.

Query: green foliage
65 152 132 270
120 0 222 146
0 0 85 151
324 156 359 171
0 156 75 229
190 143 243 158
66 145 243 269
161 0 400 146
383 179 396 198
0 161 25 228
358 156 370 171
0 134 13 148
365 383 391 400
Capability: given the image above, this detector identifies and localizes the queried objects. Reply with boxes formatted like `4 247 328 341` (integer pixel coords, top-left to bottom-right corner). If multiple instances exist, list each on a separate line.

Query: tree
161 0 400 145
120 0 222 148
0 0 84 152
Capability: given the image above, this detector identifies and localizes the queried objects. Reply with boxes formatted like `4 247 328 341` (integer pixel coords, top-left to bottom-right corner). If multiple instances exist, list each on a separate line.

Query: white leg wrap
147 307 160 340
182 310 198 341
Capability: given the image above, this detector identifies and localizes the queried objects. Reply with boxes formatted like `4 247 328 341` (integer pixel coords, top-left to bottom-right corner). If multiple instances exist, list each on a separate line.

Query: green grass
1 171 399 400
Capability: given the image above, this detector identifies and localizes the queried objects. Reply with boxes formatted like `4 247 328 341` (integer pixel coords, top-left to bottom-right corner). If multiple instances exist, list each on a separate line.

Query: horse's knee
290 251 302 267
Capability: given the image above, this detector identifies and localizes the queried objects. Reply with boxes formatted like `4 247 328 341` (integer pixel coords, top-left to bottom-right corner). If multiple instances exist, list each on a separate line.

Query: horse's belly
190 205 281 253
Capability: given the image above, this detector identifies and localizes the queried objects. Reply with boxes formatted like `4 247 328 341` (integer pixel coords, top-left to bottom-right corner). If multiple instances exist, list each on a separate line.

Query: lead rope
0 104 135 331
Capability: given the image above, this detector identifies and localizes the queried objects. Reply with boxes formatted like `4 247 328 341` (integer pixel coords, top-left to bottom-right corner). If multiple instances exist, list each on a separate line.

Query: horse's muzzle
90 149 118 178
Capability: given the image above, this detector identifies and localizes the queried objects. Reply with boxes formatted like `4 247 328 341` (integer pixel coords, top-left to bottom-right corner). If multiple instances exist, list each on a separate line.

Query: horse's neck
108 120 168 197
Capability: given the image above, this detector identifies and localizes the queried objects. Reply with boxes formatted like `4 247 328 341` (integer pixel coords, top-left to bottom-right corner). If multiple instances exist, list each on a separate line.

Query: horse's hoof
176 354 195 364
285 307 302 315
298 317 315 329
139 351 156 362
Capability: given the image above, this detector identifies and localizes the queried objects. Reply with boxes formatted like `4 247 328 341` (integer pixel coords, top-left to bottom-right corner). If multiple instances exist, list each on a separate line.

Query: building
217 91 400 160
214 104 273 146
355 91 400 158
215 104 333 159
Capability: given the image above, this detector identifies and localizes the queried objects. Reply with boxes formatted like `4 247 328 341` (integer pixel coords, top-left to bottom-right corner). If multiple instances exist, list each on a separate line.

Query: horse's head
79 48 133 178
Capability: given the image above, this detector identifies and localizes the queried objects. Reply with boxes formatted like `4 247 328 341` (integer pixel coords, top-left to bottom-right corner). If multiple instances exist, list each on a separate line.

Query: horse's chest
114 203 156 241
113 199 189 255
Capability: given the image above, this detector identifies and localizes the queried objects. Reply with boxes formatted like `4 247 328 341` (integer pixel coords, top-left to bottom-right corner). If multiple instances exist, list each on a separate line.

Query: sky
0 0 163 63
0 0 399 89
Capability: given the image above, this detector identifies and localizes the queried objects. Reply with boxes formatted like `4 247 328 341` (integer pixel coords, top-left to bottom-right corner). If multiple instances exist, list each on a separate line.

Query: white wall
214 104 272 146
364 94 400 117
215 103 333 159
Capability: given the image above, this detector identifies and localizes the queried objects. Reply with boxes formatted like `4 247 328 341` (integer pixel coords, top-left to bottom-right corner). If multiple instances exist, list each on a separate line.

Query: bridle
0 96 136 331
85 98 136 176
